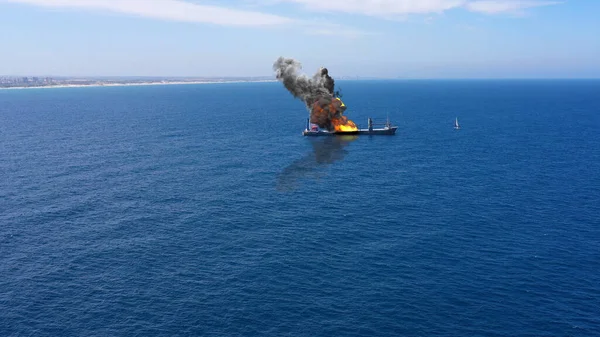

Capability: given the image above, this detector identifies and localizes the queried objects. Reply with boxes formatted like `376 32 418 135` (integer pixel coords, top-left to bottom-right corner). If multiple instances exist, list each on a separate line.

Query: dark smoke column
320 67 335 95
272 56 332 106
273 56 345 131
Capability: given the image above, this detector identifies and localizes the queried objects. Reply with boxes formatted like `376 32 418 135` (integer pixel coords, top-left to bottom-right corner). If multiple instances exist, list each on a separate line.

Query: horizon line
2 75 599 80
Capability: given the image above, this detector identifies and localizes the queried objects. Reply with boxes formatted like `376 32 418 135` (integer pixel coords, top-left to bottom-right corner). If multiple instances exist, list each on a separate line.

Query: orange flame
311 97 358 132
332 116 358 132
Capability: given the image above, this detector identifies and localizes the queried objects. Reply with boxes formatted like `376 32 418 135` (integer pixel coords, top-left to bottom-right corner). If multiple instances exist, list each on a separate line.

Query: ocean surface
1 80 599 336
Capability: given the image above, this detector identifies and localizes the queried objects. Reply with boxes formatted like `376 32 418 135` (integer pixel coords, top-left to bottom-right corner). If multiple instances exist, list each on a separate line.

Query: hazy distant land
0 76 279 89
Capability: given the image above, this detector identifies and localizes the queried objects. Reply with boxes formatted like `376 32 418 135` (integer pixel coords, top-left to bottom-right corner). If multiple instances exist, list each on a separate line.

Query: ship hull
303 126 397 136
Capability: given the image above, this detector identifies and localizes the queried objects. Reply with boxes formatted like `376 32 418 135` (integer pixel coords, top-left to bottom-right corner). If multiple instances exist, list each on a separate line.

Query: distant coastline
2 77 596 90
0 79 278 90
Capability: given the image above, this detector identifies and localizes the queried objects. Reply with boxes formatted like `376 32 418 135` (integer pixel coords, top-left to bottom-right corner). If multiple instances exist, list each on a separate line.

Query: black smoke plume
320 67 335 95
273 57 347 131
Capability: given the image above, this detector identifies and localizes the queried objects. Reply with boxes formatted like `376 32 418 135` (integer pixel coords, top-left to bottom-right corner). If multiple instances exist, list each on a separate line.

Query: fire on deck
302 117 398 136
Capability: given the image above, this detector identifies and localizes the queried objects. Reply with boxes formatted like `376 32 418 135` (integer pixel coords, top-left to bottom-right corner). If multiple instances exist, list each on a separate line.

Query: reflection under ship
276 135 357 191
302 117 398 136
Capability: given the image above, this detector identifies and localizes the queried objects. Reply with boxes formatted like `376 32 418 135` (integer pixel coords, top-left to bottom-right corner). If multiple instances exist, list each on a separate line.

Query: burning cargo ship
303 116 397 136
273 57 397 137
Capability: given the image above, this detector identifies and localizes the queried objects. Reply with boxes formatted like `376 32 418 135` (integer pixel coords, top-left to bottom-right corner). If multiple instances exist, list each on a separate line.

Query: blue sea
1 80 599 336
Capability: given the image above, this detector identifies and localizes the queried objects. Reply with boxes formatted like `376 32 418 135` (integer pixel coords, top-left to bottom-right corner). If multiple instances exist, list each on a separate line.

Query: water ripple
1 81 599 336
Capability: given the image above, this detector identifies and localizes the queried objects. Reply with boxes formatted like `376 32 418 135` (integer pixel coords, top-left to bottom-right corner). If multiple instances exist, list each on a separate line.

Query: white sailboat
454 117 460 129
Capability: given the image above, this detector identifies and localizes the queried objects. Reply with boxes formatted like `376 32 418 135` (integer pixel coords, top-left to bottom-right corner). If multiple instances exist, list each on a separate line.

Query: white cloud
1 0 562 38
267 0 466 16
2 0 374 38
466 1 562 14
266 0 560 16
2 0 294 26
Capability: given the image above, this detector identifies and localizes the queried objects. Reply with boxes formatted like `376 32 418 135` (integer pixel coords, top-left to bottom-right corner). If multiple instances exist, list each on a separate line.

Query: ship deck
303 126 397 136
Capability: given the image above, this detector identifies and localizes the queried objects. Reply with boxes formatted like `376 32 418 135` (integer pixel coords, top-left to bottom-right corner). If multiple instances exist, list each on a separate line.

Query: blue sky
1 0 599 78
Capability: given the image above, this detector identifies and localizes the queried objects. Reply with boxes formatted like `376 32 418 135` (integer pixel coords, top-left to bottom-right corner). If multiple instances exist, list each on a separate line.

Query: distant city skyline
1 0 599 78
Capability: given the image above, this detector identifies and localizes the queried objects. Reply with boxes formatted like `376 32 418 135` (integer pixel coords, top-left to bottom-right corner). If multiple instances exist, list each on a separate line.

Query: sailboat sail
454 118 459 129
